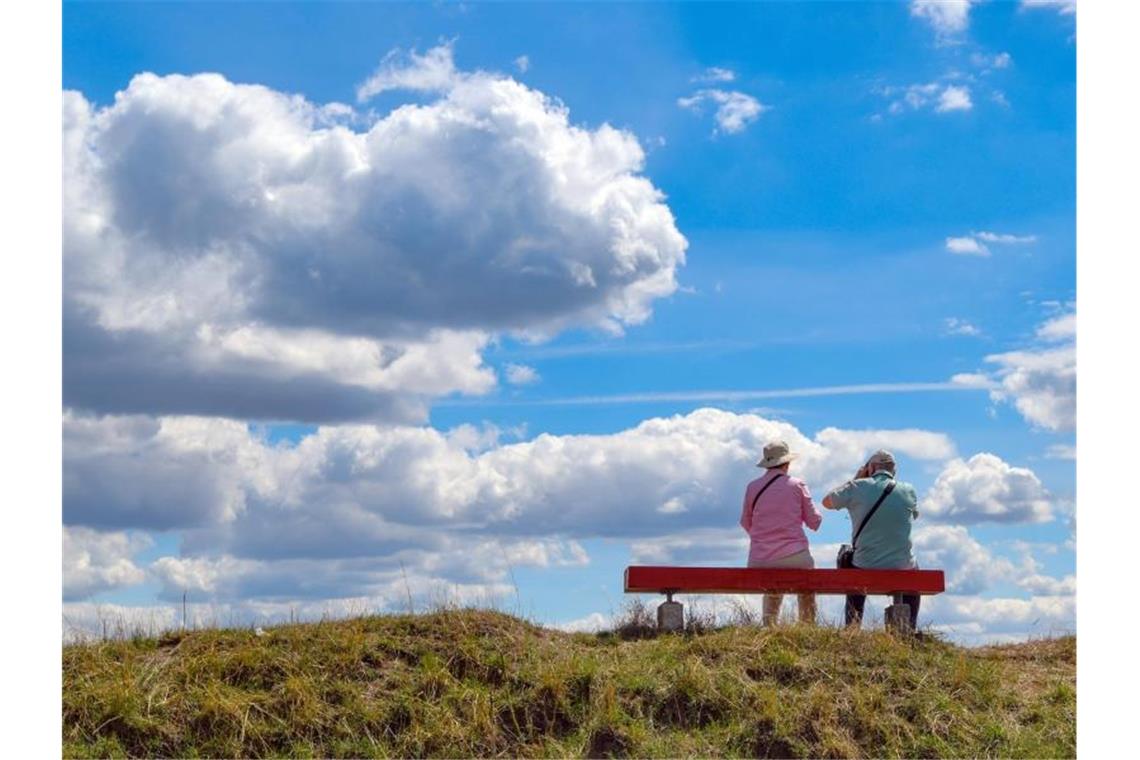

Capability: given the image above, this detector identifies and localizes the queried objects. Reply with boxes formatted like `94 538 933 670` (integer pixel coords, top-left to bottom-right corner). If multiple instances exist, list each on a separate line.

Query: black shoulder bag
836 481 896 569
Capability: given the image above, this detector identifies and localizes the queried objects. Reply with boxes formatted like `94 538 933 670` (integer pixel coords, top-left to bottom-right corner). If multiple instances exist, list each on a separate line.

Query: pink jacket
740 471 823 563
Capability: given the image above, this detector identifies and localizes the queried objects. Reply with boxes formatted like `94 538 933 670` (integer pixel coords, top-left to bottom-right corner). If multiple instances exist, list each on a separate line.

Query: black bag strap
750 473 786 514
851 480 896 549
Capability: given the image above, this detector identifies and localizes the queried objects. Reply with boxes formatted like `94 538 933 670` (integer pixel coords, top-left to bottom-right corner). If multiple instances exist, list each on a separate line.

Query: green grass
62 608 1075 758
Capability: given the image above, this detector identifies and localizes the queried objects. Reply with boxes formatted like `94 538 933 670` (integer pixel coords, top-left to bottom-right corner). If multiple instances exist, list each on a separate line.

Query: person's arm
822 479 856 511
740 484 754 532
800 482 823 531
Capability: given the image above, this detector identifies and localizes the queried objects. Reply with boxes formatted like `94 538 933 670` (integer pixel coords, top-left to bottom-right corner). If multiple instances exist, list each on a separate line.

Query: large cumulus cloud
64 45 687 422
923 453 1054 524
63 412 264 530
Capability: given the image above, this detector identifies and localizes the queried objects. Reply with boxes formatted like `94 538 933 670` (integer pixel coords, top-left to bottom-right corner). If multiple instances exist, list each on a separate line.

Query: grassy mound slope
63 609 1074 758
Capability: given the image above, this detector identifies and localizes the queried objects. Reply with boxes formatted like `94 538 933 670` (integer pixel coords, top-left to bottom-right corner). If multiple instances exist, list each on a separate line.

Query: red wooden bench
624 565 945 632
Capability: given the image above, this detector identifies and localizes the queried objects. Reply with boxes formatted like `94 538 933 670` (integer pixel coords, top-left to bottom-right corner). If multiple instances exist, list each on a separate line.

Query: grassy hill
62 608 1075 758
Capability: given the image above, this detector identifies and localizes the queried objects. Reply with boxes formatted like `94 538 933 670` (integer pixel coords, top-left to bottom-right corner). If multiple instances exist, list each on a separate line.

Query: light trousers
747 548 816 626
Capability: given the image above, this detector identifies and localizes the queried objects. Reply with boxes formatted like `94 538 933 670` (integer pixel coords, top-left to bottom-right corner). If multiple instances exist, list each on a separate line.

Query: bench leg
885 603 913 634
657 594 684 632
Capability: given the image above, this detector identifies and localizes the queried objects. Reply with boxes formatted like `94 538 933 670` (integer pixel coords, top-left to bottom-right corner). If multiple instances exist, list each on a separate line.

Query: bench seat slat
624 566 945 595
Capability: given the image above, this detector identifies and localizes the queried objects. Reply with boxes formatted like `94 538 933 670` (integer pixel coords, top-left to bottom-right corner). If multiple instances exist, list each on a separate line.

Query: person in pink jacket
740 440 823 625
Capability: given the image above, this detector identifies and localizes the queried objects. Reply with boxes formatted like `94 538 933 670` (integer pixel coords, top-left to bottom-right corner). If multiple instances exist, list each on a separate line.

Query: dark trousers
845 592 920 629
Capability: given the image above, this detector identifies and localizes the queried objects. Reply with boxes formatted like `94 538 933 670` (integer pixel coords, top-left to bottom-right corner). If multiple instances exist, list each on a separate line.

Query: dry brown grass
62 608 1075 758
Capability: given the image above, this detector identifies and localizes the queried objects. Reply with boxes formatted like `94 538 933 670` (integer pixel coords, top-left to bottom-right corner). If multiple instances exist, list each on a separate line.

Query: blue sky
62 1 1076 644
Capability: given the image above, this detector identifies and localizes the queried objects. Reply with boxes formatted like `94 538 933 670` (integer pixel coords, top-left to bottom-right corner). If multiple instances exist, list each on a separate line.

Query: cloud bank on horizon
63 402 1071 643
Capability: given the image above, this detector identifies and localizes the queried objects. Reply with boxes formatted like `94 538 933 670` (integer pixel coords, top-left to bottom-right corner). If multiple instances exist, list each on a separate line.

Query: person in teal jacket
823 449 921 629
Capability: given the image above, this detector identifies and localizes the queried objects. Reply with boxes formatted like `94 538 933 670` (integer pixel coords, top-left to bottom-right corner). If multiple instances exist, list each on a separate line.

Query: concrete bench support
885 603 913 634
657 591 684 632
884 592 915 634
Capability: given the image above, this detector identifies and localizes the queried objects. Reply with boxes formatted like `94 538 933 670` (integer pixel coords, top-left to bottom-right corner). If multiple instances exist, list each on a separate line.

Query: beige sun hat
757 440 798 468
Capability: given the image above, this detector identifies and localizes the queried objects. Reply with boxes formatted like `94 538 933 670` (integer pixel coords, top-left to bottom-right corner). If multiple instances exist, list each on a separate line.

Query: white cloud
1020 0 1077 15
910 0 975 36
946 230 1037 257
64 48 687 422
148 536 588 602
197 326 495 396
923 593 1075 641
943 317 982 336
936 85 973 112
901 82 940 109
985 345 1076 431
949 372 997 390
66 409 958 565
972 52 1013 70
356 42 462 100
879 81 978 117
64 412 267 530
505 363 540 386
66 407 1069 626
974 230 1038 244
1008 541 1075 596
446 421 526 454
678 89 766 135
1036 311 1076 341
812 427 956 470
913 525 1015 593
552 612 612 633
150 555 258 596
63 526 151 600
1045 443 1077 460
514 55 530 73
630 529 748 566
1018 573 1076 595
946 236 990 256
923 453 1055 524
978 311 1076 432
692 67 736 83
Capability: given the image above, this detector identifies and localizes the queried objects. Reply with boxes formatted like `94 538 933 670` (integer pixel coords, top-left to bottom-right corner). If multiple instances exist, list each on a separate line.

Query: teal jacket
825 471 918 569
